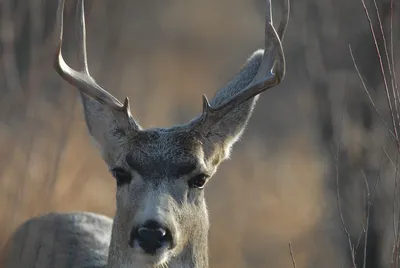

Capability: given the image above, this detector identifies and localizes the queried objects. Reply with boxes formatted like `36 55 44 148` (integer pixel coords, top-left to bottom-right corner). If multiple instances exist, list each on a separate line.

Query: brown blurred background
0 0 399 267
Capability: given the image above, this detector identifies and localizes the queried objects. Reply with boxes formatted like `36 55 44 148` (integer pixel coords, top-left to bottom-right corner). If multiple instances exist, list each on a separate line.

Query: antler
192 0 289 130
54 0 140 131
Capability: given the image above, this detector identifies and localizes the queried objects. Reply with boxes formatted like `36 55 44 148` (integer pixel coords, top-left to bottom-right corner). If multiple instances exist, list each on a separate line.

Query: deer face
54 0 288 266
108 129 213 266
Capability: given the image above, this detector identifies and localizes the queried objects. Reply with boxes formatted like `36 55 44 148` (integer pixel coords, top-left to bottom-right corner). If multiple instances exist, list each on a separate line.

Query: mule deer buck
2 0 289 267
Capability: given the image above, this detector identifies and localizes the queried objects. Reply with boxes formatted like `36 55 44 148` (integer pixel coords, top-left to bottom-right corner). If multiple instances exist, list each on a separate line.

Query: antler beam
54 0 139 131
194 0 289 129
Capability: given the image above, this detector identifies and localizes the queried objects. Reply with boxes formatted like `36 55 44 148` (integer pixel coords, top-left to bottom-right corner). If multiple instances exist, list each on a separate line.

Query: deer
1 0 289 267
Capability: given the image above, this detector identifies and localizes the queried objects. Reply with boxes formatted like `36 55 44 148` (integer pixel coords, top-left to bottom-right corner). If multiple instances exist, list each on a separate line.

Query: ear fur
80 93 132 165
203 49 264 161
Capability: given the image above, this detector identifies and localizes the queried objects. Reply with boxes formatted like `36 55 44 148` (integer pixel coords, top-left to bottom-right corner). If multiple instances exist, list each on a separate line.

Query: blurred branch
371 0 399 131
334 73 357 267
361 169 370 268
349 45 398 143
288 242 297 268
351 0 400 266
360 0 399 148
47 91 78 196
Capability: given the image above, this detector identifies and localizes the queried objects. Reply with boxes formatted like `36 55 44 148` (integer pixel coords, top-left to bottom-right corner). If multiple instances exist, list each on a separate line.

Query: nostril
130 220 173 254
137 226 167 241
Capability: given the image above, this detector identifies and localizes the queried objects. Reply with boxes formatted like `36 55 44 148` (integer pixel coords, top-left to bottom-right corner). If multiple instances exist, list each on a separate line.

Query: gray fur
2 51 264 268
2 212 112 268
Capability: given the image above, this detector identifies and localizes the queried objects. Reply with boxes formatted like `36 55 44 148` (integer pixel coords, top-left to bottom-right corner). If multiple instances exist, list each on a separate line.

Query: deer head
54 0 289 267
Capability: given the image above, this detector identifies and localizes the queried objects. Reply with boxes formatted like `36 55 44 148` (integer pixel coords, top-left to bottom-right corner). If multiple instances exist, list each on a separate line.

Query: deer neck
106 220 209 268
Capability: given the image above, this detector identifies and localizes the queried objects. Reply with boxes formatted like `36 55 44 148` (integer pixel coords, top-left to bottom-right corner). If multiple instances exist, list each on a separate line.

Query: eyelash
110 167 132 186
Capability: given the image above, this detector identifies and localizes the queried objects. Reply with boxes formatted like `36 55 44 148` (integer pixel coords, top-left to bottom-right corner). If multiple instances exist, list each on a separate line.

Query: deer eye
111 167 132 186
188 174 208 189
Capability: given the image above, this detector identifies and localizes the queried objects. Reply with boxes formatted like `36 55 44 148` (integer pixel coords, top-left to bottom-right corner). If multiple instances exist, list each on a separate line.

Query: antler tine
54 0 136 126
274 0 290 79
76 0 89 75
196 0 289 127
266 0 273 25
277 0 290 40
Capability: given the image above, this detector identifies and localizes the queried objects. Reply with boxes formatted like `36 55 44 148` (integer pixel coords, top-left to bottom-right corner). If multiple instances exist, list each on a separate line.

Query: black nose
130 220 172 254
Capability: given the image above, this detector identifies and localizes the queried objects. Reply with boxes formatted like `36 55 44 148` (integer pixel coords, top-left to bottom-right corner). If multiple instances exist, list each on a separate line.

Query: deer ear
199 50 265 162
80 93 137 165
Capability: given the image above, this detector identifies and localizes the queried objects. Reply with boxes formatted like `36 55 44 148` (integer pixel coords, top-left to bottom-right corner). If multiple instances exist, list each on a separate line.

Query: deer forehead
122 128 208 178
